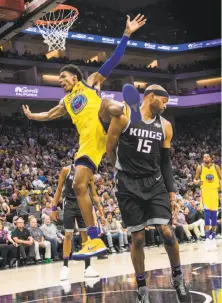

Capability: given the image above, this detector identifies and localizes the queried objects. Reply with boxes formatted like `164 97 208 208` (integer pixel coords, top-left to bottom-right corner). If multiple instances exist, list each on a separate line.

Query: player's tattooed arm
22 99 67 121
106 115 129 166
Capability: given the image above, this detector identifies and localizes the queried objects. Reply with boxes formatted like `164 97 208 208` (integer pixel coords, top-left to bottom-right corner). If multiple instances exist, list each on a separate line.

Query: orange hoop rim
36 4 79 26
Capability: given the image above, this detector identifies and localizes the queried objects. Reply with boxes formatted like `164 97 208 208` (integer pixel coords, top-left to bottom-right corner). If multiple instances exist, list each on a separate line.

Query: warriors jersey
116 115 165 177
63 80 107 168
200 164 220 189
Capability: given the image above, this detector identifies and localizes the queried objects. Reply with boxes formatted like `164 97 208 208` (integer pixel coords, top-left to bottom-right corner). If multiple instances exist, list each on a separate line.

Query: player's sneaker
136 291 152 302
122 84 141 124
171 275 192 303
72 238 107 260
60 280 71 294
60 265 69 281
216 234 222 239
84 266 100 278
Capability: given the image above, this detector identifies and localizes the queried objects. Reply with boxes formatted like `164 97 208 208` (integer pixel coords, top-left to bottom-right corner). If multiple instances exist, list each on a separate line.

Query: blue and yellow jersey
63 80 106 168
200 164 220 189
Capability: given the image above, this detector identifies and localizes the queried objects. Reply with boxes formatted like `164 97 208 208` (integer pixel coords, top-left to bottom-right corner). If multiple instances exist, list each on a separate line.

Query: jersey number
137 139 152 153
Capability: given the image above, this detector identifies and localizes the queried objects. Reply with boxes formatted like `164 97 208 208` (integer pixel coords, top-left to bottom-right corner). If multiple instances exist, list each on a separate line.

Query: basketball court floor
0 241 221 302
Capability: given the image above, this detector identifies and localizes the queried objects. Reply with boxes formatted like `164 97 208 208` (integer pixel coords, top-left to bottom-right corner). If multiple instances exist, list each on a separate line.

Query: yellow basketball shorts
201 188 219 211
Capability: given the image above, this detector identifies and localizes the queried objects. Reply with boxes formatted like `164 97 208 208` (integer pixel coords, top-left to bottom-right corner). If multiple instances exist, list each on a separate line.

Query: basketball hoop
36 4 79 51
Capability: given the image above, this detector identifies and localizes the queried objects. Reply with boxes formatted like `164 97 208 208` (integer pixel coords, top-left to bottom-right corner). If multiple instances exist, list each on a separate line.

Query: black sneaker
136 292 152 303
171 275 192 303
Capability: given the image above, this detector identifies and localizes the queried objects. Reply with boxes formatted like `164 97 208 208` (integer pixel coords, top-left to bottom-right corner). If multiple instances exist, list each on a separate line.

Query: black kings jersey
63 164 76 201
115 115 165 177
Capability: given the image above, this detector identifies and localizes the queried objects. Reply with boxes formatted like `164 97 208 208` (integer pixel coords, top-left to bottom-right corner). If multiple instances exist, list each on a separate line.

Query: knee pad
211 210 217 227
156 225 177 246
204 209 211 226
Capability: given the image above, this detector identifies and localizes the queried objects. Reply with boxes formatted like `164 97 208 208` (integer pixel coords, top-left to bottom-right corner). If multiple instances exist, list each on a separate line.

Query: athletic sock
136 273 146 289
87 226 98 239
171 264 182 278
205 230 210 239
85 258 91 269
63 257 69 267
211 232 216 239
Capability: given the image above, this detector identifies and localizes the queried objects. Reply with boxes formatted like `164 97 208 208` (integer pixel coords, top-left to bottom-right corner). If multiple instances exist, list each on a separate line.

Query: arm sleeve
160 148 175 193
98 35 129 78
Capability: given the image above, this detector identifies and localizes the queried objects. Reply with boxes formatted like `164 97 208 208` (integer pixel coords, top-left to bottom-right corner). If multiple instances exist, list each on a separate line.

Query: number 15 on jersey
137 139 153 154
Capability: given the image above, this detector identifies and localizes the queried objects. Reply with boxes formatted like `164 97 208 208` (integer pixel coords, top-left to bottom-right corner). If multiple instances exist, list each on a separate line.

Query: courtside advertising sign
0 84 220 108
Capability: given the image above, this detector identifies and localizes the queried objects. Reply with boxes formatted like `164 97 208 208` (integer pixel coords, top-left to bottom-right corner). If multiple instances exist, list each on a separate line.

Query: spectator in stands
12 217 35 265
28 193 39 206
103 212 126 253
173 208 196 242
42 201 52 218
29 217 51 263
9 193 22 219
32 175 45 189
40 215 64 260
113 207 122 222
103 205 109 217
107 198 117 212
0 220 18 269
184 207 205 240
0 195 10 221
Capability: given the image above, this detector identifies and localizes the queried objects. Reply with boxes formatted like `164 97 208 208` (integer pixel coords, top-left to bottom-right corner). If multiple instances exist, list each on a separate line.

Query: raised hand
22 105 33 119
125 14 147 35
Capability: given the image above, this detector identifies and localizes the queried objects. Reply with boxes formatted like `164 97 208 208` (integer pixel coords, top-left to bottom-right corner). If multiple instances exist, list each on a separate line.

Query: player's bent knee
131 231 145 248
157 225 177 247
73 181 87 195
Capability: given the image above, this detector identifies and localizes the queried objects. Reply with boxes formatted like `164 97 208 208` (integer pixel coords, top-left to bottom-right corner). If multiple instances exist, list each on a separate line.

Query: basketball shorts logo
206 174 214 183
71 94 87 114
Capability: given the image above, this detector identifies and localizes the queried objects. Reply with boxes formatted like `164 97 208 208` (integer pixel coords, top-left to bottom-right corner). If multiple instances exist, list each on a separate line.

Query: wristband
52 206 57 211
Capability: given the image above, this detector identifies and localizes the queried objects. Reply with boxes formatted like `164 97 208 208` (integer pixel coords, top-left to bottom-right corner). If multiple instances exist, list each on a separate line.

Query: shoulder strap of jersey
66 165 72 179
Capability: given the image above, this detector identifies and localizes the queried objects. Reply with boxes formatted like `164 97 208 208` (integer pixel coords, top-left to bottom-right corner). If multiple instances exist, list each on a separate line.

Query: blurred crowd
0 112 221 269
0 49 220 77
69 1 219 44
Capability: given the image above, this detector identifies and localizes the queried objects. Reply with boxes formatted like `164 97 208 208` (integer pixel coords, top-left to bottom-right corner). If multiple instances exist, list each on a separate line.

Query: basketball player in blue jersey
51 164 105 281
107 85 191 303
23 14 146 260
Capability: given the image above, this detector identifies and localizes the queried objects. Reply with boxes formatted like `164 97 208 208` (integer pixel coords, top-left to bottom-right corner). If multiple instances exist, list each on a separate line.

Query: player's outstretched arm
87 14 147 87
51 167 69 221
106 115 129 166
22 99 67 121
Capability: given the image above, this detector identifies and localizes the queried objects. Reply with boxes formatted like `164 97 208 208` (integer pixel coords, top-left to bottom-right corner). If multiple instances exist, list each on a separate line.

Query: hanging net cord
36 8 78 51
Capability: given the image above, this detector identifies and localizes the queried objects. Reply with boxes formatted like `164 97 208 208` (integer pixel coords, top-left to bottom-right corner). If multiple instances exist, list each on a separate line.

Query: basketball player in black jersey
51 164 105 281
107 85 191 303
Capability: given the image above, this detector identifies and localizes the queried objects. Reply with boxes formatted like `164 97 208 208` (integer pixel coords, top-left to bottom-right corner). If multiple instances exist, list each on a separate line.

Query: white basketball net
36 6 78 51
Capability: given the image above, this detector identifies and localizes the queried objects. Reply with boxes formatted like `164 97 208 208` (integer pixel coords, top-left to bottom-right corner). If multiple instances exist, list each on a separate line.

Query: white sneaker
60 280 71 293
205 238 211 252
216 234 222 240
210 239 218 251
84 266 100 278
85 277 100 288
60 266 69 281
